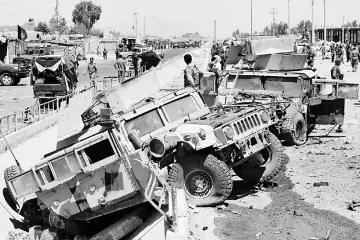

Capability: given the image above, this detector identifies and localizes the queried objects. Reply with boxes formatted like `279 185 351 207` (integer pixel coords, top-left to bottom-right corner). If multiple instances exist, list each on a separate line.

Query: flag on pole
17 25 27 40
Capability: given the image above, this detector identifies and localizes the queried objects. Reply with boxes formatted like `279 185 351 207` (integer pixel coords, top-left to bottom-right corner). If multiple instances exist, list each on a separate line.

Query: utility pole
342 16 345 43
311 0 315 44
214 20 217 42
251 0 253 39
134 12 138 39
288 0 290 36
55 0 59 26
323 0 326 46
144 16 146 39
270 7 277 36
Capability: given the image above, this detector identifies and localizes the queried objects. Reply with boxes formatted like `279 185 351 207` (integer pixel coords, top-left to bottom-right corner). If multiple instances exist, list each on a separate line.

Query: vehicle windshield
11 172 39 196
125 110 165 137
124 95 200 137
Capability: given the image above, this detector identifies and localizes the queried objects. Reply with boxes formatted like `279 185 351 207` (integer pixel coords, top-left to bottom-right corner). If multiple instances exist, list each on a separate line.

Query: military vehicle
199 37 359 145
3 106 187 239
105 80 286 206
30 55 78 104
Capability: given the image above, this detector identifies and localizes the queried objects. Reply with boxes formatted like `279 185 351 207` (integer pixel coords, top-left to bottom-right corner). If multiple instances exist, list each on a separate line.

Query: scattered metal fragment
313 182 329 187
255 231 263 237
202 226 208 231
347 201 360 211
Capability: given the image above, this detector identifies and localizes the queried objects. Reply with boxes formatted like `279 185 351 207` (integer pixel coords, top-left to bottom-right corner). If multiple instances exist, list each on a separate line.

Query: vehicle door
308 80 359 125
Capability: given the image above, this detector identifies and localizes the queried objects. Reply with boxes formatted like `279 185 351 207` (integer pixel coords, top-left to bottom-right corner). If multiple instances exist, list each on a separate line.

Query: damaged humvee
3 92 188 239
100 73 286 207
200 37 359 145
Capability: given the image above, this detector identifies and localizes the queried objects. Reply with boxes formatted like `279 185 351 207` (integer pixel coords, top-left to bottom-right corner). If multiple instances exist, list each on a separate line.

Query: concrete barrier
0 113 60 155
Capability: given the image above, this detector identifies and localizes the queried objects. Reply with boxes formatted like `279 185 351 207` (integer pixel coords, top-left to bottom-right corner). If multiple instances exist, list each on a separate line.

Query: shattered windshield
125 109 165 137
163 96 200 122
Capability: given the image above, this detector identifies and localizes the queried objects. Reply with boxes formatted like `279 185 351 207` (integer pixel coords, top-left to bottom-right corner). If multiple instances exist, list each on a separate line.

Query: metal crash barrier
0 86 94 137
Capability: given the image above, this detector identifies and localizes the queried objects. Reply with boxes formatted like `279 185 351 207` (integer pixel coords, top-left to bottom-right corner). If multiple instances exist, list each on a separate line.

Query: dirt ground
187 56 360 240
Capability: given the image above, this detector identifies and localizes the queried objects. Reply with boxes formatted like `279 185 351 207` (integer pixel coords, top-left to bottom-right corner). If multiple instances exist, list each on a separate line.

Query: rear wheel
168 154 233 206
4 165 22 211
13 77 21 86
281 112 307 146
0 73 15 86
233 132 286 184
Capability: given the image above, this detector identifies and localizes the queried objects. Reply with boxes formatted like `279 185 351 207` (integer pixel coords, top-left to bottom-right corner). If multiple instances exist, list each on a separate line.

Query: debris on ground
202 226 208 231
306 137 323 145
313 182 329 187
255 231 263 237
347 201 360 211
216 204 227 210
6 229 29 240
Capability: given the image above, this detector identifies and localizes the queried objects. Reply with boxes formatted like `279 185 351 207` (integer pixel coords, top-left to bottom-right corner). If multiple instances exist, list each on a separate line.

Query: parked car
0 62 29 86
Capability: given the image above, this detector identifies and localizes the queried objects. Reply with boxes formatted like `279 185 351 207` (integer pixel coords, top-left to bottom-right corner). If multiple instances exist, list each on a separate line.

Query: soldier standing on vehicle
83 57 98 88
183 54 203 89
350 46 359 72
114 54 126 84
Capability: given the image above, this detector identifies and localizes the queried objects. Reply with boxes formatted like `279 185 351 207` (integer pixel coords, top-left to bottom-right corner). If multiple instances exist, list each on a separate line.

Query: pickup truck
0 62 29 86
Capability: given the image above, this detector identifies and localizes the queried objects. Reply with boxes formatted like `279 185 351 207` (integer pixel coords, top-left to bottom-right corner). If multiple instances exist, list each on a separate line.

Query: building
315 27 360 44
0 19 36 33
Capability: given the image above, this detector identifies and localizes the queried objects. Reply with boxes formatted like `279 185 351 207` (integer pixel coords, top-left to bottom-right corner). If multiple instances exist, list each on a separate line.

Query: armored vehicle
30 55 78 104
3 110 187 239
200 37 359 145
105 83 286 207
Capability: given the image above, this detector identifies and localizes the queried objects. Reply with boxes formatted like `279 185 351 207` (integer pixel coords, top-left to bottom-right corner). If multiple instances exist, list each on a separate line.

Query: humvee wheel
233 132 286 184
282 112 307 146
168 154 233 207
4 165 22 211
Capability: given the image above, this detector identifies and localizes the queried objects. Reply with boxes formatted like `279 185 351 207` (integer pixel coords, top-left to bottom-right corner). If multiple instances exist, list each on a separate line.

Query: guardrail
0 48 204 137
0 86 94 137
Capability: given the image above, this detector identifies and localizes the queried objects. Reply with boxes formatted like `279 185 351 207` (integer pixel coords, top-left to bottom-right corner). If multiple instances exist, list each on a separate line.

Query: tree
110 30 122 38
89 28 104 38
34 21 50 34
72 1 102 34
296 20 312 35
70 23 87 35
352 20 358 27
262 22 288 36
49 16 67 34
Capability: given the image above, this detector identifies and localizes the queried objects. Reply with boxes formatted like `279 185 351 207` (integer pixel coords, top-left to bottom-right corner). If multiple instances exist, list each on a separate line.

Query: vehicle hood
0 63 19 69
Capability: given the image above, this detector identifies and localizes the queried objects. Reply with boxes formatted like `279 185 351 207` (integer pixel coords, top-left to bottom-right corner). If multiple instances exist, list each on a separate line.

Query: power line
270 6 277 36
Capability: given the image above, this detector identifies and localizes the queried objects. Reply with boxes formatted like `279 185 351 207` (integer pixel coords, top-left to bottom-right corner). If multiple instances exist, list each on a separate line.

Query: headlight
223 126 235 140
198 129 206 140
149 138 166 158
260 110 269 123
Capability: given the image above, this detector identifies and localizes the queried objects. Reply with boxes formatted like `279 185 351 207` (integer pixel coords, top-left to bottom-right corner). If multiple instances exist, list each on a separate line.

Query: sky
0 0 359 38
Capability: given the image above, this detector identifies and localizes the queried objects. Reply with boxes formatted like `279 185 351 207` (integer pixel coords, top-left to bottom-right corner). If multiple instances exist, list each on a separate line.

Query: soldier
115 48 119 60
183 54 203 89
331 58 344 133
83 57 98 88
132 51 139 76
114 54 126 84
350 46 359 72
103 48 107 60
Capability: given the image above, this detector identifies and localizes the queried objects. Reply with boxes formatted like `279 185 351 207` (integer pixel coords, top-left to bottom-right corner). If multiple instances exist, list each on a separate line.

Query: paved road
0 48 190 118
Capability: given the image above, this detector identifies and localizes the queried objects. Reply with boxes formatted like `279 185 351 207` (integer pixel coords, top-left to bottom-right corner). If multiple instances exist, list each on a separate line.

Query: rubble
6 229 29 240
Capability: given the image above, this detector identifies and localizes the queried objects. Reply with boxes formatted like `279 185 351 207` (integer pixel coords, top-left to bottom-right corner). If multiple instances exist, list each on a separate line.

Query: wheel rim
242 147 271 167
185 170 213 199
2 76 12 85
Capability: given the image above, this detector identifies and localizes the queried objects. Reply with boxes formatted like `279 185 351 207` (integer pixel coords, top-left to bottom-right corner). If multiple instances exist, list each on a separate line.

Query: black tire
233 132 286 184
281 112 307 146
168 154 233 207
0 73 15 86
13 78 21 86
4 165 22 211
3 188 17 211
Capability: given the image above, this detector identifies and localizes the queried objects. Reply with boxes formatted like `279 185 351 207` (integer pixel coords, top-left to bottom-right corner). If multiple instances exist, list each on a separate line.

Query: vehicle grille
231 113 265 137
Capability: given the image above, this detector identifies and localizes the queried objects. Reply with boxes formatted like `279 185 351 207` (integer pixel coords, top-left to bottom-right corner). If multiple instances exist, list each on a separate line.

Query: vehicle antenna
0 131 22 171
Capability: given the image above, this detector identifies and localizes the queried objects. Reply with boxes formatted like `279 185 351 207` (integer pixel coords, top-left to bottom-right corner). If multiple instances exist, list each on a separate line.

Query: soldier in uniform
331 58 344 133
83 57 98 88
350 46 359 72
